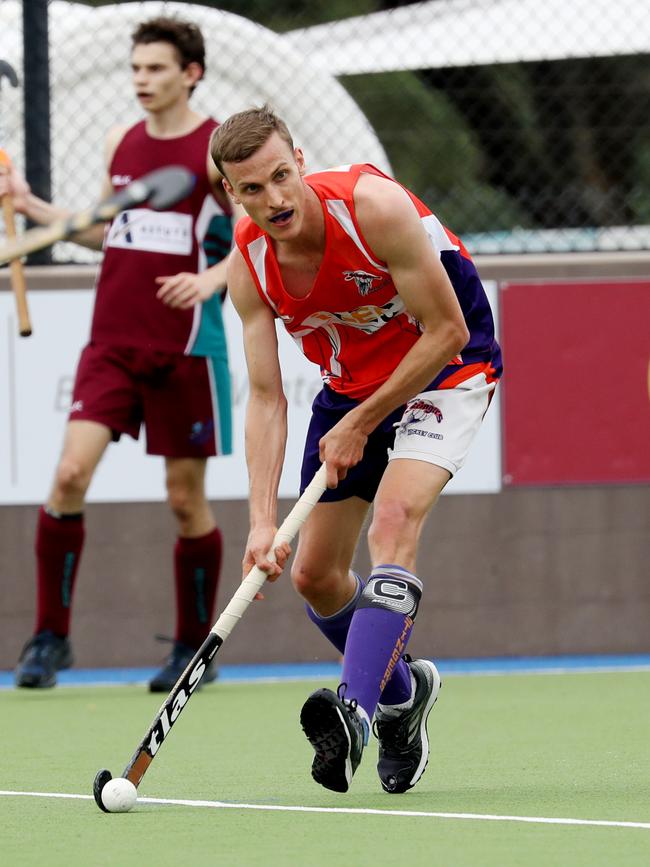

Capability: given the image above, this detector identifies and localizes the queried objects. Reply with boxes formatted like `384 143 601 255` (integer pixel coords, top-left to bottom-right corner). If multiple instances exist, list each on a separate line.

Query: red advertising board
501 279 650 485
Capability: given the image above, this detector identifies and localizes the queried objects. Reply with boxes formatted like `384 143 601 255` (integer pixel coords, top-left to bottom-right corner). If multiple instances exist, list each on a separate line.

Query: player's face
131 42 198 113
222 133 308 241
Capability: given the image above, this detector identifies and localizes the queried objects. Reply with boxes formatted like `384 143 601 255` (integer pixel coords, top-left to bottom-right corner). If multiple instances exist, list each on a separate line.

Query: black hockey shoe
15 630 73 688
374 657 441 794
148 638 218 693
300 686 367 793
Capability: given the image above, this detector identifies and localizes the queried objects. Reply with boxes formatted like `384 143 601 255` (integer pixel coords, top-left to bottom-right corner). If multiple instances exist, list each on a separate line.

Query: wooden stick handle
1 194 32 336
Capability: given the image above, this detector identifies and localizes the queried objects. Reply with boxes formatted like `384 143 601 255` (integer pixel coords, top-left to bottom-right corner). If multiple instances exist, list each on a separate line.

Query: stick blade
93 768 113 813
102 166 194 214
146 166 195 210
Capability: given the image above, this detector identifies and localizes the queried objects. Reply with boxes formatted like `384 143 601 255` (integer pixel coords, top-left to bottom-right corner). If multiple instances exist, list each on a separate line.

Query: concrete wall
1 484 648 668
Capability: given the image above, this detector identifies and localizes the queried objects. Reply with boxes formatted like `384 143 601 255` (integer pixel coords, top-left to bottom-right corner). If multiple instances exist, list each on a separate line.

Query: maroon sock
34 507 85 636
174 528 222 648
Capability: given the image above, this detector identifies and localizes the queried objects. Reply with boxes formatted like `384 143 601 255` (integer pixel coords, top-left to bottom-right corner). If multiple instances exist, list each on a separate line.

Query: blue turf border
1 654 650 689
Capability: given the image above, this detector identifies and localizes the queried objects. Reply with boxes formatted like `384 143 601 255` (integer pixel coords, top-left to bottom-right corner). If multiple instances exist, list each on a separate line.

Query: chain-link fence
1 0 649 261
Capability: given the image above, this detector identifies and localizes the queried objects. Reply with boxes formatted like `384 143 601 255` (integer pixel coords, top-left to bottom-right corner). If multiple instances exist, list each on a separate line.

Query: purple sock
306 570 414 706
306 573 363 654
378 653 414 706
341 565 422 719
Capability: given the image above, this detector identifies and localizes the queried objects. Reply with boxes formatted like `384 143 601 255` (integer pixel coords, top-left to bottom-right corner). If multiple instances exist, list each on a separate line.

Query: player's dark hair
210 105 294 177
131 17 205 91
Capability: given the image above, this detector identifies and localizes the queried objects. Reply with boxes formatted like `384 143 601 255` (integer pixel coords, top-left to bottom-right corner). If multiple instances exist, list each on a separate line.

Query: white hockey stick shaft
213 463 327 641
103 463 328 794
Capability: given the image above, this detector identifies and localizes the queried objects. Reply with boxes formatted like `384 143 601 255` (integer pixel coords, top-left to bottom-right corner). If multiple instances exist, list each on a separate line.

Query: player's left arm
155 154 244 309
319 174 469 482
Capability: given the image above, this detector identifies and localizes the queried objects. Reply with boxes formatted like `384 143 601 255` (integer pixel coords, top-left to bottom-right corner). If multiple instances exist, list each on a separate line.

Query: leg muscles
368 459 451 572
49 420 112 513
291 497 370 616
165 457 215 537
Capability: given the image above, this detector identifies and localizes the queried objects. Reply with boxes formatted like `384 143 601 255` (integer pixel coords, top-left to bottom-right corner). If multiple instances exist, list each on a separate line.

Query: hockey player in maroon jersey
0 18 239 691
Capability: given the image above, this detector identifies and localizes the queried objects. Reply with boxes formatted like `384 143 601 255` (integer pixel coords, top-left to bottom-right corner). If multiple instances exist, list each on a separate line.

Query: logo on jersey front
293 295 406 337
111 174 133 187
343 269 384 296
105 208 192 255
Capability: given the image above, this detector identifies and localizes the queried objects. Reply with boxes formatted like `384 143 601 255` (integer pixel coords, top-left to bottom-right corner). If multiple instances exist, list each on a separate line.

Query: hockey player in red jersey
211 106 501 795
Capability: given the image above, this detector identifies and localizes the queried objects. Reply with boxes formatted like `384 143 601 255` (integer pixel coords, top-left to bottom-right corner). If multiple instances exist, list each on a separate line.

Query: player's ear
222 177 240 204
295 148 306 175
183 61 204 89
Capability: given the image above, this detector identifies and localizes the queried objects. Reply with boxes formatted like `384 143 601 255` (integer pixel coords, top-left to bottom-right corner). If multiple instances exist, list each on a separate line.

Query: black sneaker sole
14 647 73 689
15 672 57 689
300 690 356 793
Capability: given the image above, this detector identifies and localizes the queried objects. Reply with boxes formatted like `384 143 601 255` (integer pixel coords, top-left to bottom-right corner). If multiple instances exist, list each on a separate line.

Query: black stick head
105 166 195 214
93 768 113 813
145 166 196 210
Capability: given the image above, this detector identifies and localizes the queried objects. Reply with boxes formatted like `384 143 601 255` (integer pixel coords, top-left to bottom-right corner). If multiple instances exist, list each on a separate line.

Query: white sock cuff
370 564 423 594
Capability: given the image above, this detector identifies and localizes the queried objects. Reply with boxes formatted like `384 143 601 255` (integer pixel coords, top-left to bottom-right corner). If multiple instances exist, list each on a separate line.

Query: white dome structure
0 1 390 259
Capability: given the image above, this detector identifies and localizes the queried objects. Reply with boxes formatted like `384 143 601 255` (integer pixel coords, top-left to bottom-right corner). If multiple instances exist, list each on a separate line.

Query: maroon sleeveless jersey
91 118 229 354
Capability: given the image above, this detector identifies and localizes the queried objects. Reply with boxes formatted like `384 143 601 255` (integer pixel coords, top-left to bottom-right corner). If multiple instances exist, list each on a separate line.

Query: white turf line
0 791 649 831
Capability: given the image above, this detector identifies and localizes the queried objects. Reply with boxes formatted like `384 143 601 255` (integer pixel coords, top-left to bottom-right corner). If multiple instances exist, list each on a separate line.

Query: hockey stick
93 463 328 811
0 165 194 266
0 149 31 336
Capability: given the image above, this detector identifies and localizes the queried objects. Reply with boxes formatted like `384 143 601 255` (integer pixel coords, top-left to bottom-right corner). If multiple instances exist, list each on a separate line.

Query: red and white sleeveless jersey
235 163 501 400
91 118 230 355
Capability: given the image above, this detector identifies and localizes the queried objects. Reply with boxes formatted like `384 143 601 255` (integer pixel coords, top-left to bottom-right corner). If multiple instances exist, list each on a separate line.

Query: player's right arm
0 125 127 250
228 247 290 581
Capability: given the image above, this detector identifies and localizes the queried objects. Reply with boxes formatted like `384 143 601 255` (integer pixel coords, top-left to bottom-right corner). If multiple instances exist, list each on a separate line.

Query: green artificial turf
1 672 649 866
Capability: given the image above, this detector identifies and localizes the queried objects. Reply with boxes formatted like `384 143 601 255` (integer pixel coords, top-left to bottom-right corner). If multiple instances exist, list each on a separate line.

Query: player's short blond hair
210 105 294 177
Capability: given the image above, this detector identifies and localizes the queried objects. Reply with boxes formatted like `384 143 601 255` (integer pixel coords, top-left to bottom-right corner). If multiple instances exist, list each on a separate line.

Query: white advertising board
0 284 500 504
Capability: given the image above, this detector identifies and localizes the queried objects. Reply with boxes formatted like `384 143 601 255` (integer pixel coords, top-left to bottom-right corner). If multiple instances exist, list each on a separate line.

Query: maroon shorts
70 343 232 458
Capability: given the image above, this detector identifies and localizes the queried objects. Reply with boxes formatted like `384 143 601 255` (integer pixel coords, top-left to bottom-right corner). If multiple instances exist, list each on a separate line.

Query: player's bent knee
166 478 204 519
291 561 341 605
167 491 196 524
368 499 417 546
290 561 319 597
54 457 92 499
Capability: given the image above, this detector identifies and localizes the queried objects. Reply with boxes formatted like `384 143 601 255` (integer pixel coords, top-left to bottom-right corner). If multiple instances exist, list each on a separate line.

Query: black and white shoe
374 657 441 794
300 686 367 793
15 630 73 688
148 639 218 693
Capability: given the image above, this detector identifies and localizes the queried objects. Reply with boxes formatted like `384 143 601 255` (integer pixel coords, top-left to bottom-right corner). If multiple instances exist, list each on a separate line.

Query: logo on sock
358 577 421 618
380 617 414 692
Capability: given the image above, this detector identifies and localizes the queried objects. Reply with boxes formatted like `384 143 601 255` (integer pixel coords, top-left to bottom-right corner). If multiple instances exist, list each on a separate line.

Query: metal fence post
23 0 52 265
